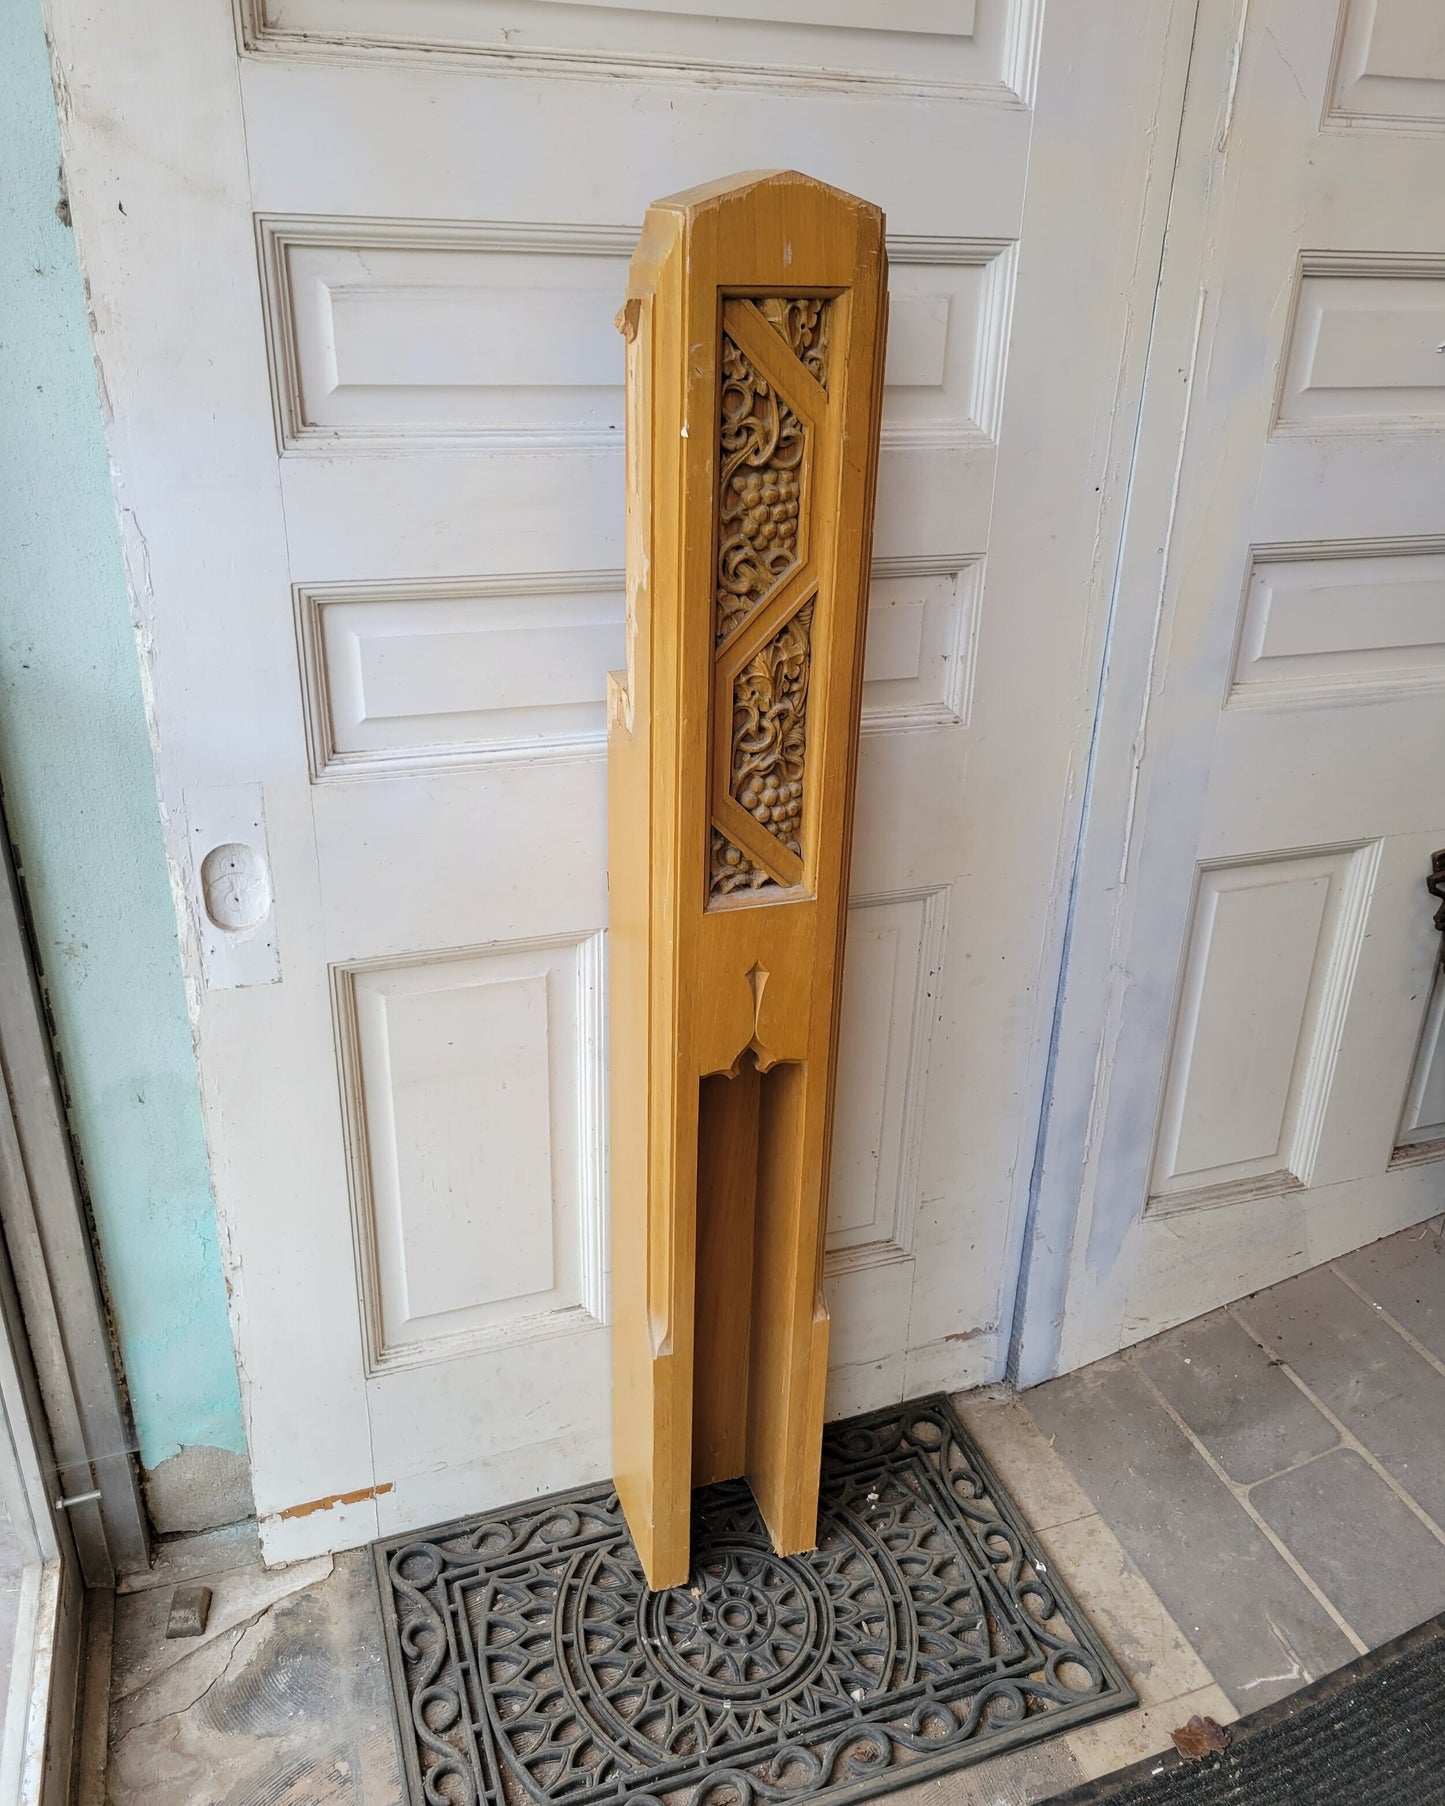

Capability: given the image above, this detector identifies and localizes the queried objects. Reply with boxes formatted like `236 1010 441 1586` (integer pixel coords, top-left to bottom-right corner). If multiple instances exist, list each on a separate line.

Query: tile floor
99 1218 1445 1805
1028 1214 1445 1713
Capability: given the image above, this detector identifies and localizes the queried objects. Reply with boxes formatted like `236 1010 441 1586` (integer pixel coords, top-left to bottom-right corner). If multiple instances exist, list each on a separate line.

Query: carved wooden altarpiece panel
608 171 887 1589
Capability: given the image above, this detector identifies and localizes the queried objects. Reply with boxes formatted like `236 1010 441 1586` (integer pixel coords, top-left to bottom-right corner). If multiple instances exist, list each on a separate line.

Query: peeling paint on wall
0 0 246 1486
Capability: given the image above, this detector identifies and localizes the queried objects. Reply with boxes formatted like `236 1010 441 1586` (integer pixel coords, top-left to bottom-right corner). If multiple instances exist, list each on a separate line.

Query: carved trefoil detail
710 297 833 904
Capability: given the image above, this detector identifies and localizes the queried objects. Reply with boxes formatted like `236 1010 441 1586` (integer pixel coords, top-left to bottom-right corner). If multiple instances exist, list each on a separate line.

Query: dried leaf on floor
1171 1714 1231 1761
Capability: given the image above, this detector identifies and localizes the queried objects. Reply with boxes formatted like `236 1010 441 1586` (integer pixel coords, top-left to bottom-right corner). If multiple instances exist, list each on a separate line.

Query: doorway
0 831 153 1802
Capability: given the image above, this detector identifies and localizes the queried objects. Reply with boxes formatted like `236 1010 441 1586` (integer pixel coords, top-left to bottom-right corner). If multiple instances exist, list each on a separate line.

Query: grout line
1240 1438 1343 1489
960 1402 1110 1538
1126 1355 1368 1658
1228 1303 1445 1555
1031 1506 1105 1538
1329 1264 1445 1385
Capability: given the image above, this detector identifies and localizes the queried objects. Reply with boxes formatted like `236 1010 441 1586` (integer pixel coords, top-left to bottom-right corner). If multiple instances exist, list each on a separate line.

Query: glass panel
0 1330 62 1805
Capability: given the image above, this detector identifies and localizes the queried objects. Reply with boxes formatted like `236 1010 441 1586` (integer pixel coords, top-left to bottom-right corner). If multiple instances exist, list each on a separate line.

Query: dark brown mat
1048 1610 1445 1805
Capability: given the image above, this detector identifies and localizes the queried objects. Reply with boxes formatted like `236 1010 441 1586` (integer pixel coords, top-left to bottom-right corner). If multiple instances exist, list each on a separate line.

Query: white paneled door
49 0 1193 1559
1018 0 1445 1381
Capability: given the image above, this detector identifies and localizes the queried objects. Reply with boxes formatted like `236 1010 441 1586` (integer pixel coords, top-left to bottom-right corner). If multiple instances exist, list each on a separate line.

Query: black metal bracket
1429 851 1445 962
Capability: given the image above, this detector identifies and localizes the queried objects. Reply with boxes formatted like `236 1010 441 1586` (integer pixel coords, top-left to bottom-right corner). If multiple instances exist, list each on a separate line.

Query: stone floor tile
110 1548 334 1706
1037 1513 1213 1706
957 1394 1099 1533
1131 1310 1337 1485
1027 1359 1356 1708
1233 1265 1445 1528
1062 1681 1235 1783
1335 1220 1445 1365
1250 1447 1445 1649
105 1548 403 1806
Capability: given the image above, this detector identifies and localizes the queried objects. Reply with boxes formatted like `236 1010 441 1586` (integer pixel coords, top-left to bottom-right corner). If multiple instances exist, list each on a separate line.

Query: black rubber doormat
1049 1610 1445 1806
373 1394 1134 1806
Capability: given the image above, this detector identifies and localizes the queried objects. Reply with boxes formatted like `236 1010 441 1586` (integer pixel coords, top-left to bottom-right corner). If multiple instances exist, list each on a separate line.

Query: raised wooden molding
332 931 607 1376
1227 538 1445 713
1325 0 1445 134
293 570 627 777
234 0 1044 105
1145 840 1381 1218
609 171 887 1588
1271 251 1445 439
256 213 1008 457
824 886 950 1275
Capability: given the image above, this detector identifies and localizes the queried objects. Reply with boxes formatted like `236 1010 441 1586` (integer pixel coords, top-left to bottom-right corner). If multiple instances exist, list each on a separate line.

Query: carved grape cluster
711 832 768 895
730 468 800 566
738 772 802 848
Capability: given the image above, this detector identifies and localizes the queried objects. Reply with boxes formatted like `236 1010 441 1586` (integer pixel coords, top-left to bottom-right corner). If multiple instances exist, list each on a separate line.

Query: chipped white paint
47 0 1201 1558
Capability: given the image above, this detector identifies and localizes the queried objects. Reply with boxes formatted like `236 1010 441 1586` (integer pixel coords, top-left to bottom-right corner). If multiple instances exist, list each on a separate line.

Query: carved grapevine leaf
757 297 831 390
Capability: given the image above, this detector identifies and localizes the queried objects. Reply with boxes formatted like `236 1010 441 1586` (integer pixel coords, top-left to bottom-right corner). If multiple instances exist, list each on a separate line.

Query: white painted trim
1143 838 1383 1214
1010 0 1249 1388
1395 962 1445 1153
1224 536 1445 711
257 215 1016 457
857 557 982 737
234 0 1041 106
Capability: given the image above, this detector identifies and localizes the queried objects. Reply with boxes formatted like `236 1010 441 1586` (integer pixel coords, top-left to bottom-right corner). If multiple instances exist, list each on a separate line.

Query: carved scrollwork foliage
711 299 832 903
716 333 806 645
712 601 813 896
757 295 831 389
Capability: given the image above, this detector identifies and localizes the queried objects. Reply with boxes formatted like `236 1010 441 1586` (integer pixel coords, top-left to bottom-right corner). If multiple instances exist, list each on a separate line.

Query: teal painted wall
0 0 246 1470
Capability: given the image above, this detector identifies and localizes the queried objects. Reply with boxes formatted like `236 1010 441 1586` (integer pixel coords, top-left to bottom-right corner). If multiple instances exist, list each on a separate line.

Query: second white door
1020 0 1445 1381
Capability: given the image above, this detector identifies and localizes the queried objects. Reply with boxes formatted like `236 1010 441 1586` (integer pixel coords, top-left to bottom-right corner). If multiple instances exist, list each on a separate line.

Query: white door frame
0 832 151 1799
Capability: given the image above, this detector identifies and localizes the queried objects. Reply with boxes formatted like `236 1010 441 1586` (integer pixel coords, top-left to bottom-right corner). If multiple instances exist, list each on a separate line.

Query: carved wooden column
608 170 887 1590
